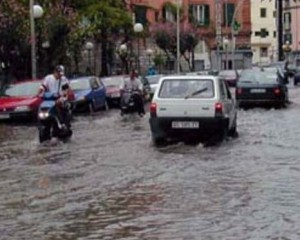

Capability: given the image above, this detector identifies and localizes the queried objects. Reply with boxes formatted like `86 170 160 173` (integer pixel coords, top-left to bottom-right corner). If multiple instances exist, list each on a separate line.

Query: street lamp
119 44 128 74
282 40 291 62
85 41 94 74
146 48 153 66
30 1 43 79
223 38 229 70
176 0 180 74
133 23 144 75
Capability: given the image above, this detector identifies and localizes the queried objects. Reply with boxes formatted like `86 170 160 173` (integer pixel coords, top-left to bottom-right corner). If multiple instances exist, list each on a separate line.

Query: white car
143 74 164 98
149 75 237 146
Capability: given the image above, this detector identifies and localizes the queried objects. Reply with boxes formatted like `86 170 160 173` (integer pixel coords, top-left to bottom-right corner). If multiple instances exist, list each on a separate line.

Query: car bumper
0 110 36 121
149 117 228 139
237 99 285 107
106 97 121 106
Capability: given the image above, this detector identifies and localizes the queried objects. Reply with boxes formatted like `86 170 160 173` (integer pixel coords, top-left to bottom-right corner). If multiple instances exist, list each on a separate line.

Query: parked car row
0 74 156 121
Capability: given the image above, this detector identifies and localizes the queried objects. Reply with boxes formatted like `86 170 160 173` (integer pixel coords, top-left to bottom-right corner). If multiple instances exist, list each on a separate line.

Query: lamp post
176 0 180 74
85 41 94 74
223 38 229 70
133 23 144 75
146 48 153 66
119 44 128 73
30 1 43 79
231 0 245 71
282 40 291 62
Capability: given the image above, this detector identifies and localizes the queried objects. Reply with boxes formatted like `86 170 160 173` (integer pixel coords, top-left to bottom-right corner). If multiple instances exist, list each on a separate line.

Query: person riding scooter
37 65 74 126
120 70 145 117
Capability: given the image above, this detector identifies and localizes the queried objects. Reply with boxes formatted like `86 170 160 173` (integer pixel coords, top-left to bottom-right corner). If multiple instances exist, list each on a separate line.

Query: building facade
251 0 277 65
127 0 252 71
283 0 300 65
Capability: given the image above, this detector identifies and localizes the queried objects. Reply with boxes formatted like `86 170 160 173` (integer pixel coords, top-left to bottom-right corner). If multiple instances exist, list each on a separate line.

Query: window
273 10 276 18
260 28 269 38
162 6 175 22
155 12 159 22
284 33 292 44
159 79 215 99
219 81 226 99
189 4 210 26
260 8 267 18
90 77 100 89
274 31 276 38
260 47 268 57
134 6 147 25
223 3 235 27
284 12 291 30
255 31 261 37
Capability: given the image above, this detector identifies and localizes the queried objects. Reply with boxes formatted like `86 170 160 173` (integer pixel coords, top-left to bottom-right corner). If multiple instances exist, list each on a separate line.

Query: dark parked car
218 70 239 87
236 69 289 108
293 67 300 85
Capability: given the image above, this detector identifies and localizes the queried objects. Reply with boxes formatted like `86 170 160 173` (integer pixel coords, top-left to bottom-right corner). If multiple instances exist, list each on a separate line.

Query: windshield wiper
184 88 208 99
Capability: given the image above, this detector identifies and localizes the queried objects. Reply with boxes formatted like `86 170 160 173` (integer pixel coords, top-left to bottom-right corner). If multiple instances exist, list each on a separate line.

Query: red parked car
0 80 42 121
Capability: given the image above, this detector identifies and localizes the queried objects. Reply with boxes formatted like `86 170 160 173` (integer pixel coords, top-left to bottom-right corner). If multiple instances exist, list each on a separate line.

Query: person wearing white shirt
121 70 145 117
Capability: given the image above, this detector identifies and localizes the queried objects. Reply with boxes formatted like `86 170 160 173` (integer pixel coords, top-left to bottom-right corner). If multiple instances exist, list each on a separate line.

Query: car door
97 78 107 105
89 77 103 108
219 80 236 127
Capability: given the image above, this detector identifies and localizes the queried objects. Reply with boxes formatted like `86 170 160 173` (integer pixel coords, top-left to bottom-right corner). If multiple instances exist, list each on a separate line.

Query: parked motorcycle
37 92 73 143
120 89 141 116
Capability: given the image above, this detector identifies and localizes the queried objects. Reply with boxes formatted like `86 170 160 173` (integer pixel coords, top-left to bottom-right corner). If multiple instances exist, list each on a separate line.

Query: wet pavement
1 86 300 239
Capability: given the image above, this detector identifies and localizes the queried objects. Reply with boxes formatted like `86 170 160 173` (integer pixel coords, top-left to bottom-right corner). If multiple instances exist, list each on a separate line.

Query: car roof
70 76 96 81
159 75 217 81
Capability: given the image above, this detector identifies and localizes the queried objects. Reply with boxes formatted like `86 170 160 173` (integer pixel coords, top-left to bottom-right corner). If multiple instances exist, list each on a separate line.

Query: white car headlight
38 111 50 119
14 106 31 112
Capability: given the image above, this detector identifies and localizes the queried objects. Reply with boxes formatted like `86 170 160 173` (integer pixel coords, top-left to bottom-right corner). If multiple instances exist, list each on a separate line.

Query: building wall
251 0 277 64
289 1 300 64
127 0 251 70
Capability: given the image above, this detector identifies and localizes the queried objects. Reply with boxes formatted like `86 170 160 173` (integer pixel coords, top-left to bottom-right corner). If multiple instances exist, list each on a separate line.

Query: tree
0 0 80 80
73 0 132 76
150 22 199 71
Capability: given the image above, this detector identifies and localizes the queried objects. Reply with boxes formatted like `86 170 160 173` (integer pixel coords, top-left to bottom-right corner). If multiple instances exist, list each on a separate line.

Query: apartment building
283 0 300 65
251 0 277 65
127 0 252 70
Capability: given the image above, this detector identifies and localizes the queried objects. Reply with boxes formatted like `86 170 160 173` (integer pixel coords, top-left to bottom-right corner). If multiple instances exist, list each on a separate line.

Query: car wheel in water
228 117 238 138
152 136 166 147
39 125 51 143
102 100 109 111
88 101 96 114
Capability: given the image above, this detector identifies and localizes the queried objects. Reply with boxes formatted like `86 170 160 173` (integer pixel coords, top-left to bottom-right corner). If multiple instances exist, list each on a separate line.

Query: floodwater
1 86 300 239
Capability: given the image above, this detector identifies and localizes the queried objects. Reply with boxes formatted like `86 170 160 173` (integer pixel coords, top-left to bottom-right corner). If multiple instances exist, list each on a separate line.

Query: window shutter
188 5 194 23
204 5 210 26
228 4 235 26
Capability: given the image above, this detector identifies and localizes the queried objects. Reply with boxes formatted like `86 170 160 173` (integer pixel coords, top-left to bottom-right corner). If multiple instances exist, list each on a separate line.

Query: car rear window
239 71 278 84
159 79 214 99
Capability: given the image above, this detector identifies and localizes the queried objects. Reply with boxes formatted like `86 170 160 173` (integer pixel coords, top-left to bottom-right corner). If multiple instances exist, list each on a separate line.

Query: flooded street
1 86 300 240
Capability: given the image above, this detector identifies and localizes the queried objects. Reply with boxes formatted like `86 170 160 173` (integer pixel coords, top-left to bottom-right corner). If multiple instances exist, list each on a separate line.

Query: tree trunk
100 30 108 76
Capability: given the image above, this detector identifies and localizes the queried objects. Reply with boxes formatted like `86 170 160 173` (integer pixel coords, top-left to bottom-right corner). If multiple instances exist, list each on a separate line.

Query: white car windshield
159 79 214 99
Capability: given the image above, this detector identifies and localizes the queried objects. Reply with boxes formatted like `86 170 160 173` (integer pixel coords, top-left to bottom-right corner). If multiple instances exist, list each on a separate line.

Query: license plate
0 114 9 119
111 93 120 98
251 89 266 93
172 121 199 129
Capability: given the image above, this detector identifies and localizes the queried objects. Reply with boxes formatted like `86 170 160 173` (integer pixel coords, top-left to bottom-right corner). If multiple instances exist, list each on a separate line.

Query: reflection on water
0 89 300 239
